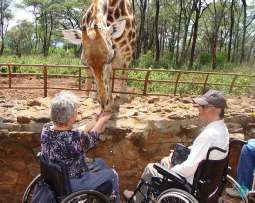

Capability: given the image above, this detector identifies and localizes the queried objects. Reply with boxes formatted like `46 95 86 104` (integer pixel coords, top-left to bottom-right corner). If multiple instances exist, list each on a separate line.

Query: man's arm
171 131 211 178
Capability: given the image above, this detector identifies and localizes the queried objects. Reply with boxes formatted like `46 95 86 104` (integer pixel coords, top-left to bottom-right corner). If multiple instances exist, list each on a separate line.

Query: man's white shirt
171 119 229 184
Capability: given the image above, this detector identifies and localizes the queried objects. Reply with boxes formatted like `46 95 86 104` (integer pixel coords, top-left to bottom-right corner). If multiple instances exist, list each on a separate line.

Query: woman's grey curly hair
50 91 79 125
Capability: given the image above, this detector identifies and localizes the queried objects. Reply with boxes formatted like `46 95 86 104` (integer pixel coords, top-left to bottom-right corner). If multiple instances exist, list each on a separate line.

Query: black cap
193 90 227 109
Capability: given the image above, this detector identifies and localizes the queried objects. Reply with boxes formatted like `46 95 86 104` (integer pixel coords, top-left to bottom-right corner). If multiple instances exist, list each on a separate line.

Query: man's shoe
123 190 135 200
225 188 241 198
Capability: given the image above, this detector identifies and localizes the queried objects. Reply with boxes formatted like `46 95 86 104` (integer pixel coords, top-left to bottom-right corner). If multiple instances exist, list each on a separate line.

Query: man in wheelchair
124 90 230 202
31 91 120 202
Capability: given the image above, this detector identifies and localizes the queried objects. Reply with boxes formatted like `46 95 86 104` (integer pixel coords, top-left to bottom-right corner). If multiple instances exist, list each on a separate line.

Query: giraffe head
63 19 126 112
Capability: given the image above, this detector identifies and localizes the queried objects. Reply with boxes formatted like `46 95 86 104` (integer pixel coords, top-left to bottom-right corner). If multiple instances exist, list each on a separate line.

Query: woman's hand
91 112 112 134
98 112 112 123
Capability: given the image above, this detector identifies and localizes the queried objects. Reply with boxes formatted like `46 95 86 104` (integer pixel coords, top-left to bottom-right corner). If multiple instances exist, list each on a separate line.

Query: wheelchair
126 139 249 203
22 153 114 203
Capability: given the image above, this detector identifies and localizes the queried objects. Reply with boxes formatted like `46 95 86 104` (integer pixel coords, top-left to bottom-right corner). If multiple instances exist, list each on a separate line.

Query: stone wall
0 95 255 202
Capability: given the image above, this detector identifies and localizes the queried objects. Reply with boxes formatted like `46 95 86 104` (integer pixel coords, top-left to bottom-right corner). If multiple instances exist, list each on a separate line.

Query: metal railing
0 63 254 97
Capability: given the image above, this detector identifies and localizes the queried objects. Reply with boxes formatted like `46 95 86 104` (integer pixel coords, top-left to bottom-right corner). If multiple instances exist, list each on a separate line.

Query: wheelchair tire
219 175 248 203
22 174 42 203
156 188 198 203
61 190 110 203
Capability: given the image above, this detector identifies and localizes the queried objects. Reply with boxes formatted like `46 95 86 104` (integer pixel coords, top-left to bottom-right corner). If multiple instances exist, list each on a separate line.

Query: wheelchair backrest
192 147 228 203
38 153 72 198
228 138 247 178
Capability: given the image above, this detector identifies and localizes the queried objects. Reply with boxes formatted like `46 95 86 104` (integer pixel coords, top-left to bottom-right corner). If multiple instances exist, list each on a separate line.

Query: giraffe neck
91 0 108 27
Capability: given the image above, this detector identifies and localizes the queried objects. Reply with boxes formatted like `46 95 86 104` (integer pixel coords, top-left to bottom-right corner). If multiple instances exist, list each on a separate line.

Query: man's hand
168 150 174 168
169 149 174 159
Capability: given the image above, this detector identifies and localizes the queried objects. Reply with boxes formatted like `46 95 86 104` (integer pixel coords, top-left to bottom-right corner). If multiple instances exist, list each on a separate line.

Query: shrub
199 52 211 65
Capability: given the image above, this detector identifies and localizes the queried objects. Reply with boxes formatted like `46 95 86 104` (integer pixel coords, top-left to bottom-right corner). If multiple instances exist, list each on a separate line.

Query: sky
9 0 34 29
8 0 255 29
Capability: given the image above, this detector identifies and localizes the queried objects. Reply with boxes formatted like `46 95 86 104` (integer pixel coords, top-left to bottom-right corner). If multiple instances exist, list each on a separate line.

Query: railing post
43 65 48 97
78 67 82 90
203 73 210 93
8 65 12 88
174 71 182 96
111 69 115 93
229 75 238 93
143 70 151 96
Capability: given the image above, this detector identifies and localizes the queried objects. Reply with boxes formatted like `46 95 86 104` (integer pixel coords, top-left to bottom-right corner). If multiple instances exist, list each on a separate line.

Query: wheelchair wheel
156 188 198 203
22 174 42 203
219 175 248 203
61 190 110 203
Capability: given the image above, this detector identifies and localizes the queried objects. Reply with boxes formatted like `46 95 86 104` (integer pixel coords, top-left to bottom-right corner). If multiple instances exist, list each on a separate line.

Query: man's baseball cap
193 90 227 109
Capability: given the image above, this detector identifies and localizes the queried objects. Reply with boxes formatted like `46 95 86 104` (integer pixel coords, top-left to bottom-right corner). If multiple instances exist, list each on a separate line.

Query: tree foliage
2 0 255 69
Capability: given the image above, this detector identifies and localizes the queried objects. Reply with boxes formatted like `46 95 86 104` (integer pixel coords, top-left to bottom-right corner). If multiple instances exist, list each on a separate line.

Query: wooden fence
0 63 254 97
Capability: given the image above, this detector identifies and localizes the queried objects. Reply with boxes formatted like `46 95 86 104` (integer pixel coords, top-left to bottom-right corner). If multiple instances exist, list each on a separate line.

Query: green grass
0 54 82 75
0 54 254 96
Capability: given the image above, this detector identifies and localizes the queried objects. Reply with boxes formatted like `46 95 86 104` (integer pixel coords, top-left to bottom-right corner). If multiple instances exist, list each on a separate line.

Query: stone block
247 123 255 138
17 115 31 124
226 122 244 133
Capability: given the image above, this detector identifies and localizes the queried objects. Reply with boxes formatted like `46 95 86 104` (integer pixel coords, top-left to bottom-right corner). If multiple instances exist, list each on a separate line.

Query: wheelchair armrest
153 163 186 185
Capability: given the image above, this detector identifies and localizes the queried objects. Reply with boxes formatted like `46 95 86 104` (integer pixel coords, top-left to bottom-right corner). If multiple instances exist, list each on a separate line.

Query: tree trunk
169 26 176 60
227 0 235 62
175 0 183 66
240 0 247 63
185 22 194 62
247 37 255 62
155 0 160 61
189 0 200 69
46 12 54 56
136 0 147 58
0 0 4 56
180 8 193 65
219 30 224 52
43 11 48 57
232 14 241 62
34 19 38 53
211 36 217 70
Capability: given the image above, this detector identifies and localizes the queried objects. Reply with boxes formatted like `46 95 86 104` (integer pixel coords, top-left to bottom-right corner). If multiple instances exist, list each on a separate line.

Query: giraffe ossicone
63 0 136 113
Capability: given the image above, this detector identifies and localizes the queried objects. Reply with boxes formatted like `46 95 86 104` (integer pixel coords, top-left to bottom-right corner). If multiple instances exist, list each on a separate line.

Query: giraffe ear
62 29 82 44
109 20 126 39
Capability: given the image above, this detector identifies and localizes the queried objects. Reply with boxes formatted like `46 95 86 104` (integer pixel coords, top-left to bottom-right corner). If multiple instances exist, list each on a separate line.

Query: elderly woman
41 91 120 202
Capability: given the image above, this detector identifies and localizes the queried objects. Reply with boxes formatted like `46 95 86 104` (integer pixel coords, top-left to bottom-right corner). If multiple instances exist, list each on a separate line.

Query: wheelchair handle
206 147 227 160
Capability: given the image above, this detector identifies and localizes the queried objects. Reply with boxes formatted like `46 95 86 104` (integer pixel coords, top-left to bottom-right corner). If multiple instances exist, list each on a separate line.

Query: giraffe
63 0 136 112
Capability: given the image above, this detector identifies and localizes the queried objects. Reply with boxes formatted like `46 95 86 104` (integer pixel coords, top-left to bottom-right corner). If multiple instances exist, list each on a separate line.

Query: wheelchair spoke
159 193 190 203
62 190 110 203
220 175 248 203
156 189 198 203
